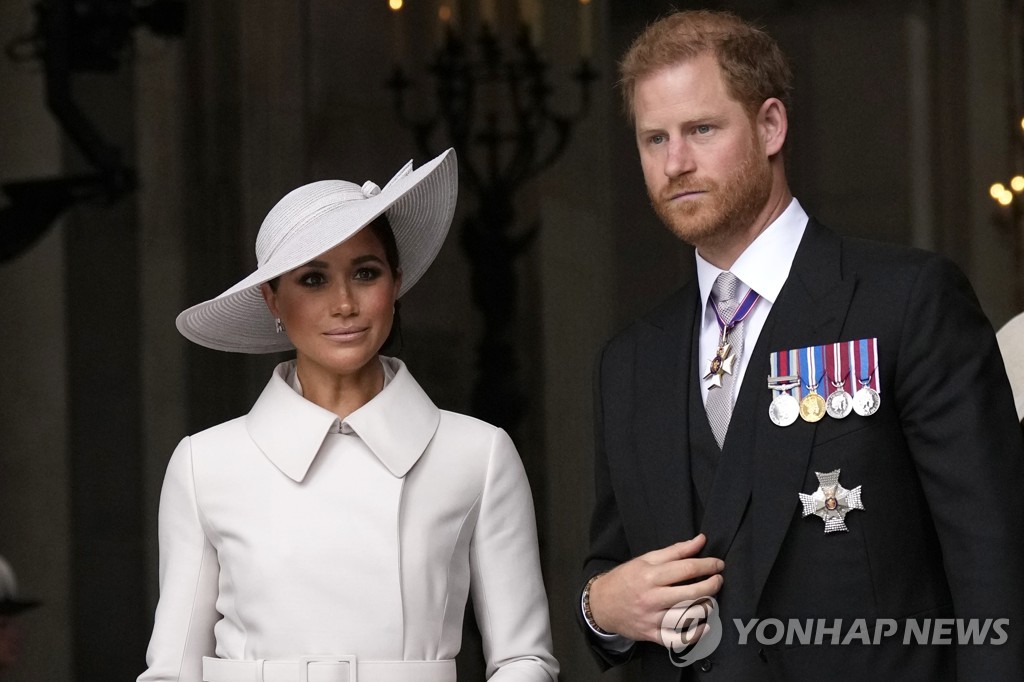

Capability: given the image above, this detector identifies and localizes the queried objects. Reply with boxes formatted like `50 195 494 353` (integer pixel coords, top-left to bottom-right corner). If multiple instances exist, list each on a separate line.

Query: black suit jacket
581 221 1024 680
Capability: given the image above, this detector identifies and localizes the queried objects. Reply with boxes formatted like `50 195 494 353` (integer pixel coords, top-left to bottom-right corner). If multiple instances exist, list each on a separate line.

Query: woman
139 149 558 682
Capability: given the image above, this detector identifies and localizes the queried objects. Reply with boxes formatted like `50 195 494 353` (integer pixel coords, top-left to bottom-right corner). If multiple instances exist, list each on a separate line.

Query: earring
275 318 285 334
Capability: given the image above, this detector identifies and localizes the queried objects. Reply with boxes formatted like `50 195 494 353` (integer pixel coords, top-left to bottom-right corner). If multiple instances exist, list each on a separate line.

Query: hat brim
176 149 458 353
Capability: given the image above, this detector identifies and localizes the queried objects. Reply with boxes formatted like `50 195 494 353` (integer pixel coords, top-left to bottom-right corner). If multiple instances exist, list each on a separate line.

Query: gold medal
799 392 826 422
703 343 736 389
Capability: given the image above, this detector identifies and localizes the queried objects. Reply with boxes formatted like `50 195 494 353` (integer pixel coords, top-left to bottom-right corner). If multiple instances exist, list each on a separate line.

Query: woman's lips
323 326 368 341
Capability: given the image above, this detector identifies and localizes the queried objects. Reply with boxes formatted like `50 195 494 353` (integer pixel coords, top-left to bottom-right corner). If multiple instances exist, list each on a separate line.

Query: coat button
699 658 713 673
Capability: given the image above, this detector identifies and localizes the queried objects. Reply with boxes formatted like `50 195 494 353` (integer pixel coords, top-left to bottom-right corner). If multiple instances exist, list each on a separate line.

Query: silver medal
769 392 799 426
852 386 880 416
798 469 864 533
826 388 853 419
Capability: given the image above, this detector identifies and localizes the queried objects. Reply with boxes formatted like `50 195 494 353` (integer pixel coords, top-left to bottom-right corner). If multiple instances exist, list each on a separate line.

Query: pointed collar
246 357 440 483
696 197 808 320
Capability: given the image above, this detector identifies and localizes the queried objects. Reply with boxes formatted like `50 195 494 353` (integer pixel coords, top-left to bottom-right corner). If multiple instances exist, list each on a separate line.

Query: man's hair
619 10 793 123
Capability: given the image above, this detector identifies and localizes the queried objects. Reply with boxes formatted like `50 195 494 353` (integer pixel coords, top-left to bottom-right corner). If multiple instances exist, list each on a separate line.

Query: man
0 555 40 676
579 10 1024 680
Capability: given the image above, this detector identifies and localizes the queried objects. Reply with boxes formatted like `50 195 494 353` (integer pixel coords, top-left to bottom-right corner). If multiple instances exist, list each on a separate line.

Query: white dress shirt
696 199 808 405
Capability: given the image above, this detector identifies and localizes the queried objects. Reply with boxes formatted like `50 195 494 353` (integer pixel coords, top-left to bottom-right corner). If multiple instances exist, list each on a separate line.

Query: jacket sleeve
577 341 637 668
894 255 1024 678
138 437 219 682
469 428 559 681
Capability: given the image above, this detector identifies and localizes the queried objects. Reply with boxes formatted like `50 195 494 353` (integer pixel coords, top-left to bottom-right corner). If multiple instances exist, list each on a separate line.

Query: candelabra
388 11 597 433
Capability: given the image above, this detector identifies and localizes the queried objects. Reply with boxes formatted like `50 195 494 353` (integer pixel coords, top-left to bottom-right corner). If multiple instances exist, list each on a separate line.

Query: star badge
703 344 736 389
798 469 864 533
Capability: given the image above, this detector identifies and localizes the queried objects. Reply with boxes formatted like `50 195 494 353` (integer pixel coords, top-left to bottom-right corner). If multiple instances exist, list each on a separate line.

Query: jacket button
699 658 713 673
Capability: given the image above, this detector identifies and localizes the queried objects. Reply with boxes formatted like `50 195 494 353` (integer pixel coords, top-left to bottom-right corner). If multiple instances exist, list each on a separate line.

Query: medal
767 374 800 426
799 392 826 422
799 347 826 423
852 338 881 416
769 392 799 426
703 284 761 390
853 385 880 416
826 389 853 419
798 469 864 533
703 339 736 389
824 342 852 419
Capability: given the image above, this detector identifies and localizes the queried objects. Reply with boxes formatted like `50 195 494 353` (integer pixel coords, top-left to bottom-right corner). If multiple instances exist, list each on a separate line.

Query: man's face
633 54 773 252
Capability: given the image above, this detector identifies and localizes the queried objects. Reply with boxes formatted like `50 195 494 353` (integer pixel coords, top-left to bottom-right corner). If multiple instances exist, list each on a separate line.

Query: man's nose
664 139 696 178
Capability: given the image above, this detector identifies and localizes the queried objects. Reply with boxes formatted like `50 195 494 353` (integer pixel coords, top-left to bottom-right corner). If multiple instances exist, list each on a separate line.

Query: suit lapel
634 285 701 549
747 221 856 603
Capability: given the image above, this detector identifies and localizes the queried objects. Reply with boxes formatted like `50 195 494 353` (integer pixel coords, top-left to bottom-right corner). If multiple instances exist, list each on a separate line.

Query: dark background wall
1 1 1020 680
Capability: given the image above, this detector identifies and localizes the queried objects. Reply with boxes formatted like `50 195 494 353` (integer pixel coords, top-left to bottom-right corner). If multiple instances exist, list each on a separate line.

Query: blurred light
991 182 1007 199
998 191 1014 206
580 0 592 5
439 4 451 21
389 0 403 10
1012 176 1024 193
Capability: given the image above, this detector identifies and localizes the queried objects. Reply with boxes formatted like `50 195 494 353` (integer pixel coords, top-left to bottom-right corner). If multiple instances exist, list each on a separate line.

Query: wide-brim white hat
176 148 457 353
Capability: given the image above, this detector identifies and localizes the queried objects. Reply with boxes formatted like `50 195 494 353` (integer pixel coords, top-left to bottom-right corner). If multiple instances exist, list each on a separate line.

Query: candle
579 0 593 59
519 0 542 46
533 1 543 46
389 0 404 64
480 0 496 28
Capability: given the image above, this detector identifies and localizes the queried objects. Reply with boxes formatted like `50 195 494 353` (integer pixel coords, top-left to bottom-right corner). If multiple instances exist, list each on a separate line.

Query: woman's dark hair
370 214 403 354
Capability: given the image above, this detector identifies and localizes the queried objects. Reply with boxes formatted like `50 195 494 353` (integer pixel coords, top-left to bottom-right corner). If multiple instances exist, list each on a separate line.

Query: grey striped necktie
706 271 744 449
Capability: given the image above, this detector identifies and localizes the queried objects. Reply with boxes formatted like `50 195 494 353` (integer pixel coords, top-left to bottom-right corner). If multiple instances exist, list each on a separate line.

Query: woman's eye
300 272 326 287
354 267 382 281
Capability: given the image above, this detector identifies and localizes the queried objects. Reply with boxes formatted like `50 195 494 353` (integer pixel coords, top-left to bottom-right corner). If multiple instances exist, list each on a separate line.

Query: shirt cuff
579 591 635 652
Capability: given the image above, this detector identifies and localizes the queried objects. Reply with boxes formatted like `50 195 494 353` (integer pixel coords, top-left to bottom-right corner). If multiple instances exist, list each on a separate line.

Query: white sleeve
470 428 559 681
138 437 219 682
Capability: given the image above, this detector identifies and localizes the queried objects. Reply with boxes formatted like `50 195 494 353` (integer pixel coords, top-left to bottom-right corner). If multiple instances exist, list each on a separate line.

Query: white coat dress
139 357 558 681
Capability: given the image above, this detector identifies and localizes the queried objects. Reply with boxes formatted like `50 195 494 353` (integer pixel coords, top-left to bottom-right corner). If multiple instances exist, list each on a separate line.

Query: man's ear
758 97 788 157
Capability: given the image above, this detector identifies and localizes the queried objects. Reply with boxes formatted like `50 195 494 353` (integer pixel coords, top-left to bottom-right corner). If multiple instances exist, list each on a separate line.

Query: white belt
203 656 456 682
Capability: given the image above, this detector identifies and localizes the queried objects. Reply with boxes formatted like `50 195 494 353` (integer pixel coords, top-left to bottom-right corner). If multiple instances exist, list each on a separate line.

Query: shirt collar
246 357 440 483
696 198 808 321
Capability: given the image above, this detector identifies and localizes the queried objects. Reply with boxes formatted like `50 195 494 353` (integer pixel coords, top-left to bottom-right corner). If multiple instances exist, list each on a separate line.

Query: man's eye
649 134 666 145
695 124 712 135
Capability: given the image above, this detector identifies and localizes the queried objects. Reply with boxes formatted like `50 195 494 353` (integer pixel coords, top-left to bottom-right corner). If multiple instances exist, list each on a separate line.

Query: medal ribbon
824 342 851 393
854 337 880 392
709 287 761 340
768 348 803 399
800 345 826 394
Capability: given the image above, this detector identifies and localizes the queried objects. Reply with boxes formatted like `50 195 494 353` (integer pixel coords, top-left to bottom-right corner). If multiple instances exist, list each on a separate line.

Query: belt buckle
298 655 357 682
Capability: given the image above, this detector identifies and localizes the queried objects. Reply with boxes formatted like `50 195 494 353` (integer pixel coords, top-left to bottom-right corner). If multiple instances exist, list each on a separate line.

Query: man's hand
589 534 724 643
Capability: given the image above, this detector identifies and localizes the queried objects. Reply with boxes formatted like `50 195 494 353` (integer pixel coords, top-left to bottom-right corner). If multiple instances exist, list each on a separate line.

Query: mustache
660 178 718 200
